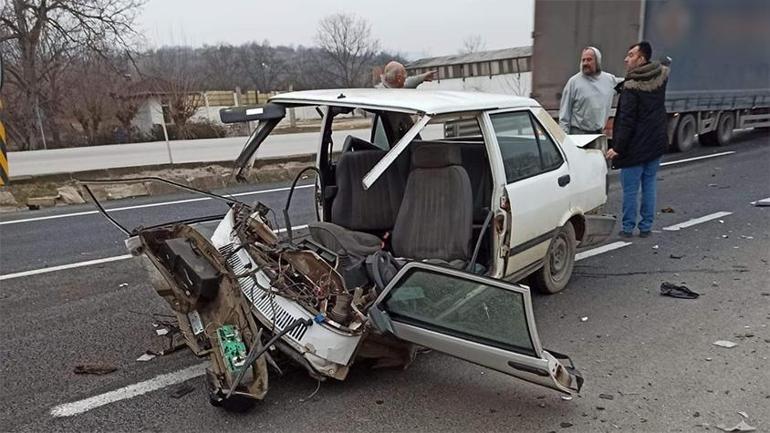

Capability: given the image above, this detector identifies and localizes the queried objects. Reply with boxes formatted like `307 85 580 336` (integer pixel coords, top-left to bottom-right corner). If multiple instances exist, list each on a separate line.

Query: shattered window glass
384 269 536 357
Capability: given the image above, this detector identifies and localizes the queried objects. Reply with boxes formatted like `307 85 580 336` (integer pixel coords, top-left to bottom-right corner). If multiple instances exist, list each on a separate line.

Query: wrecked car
85 89 615 410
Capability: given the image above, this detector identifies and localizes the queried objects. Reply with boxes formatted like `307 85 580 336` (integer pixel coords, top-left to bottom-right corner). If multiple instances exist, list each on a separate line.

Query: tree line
0 2 405 150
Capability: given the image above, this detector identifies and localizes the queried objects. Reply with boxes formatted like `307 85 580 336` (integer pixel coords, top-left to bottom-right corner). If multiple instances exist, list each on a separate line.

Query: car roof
269 88 539 115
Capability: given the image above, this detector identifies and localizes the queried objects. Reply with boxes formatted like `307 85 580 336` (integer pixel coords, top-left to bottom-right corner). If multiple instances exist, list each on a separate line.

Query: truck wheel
674 114 697 152
531 222 577 294
701 112 735 147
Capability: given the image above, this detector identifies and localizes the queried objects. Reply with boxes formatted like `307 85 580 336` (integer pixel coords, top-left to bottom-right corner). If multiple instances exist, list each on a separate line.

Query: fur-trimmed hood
622 61 669 92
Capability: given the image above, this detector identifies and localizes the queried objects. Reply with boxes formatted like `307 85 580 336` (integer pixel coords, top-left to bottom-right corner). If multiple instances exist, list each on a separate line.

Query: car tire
673 114 697 152
205 369 257 412
531 222 577 295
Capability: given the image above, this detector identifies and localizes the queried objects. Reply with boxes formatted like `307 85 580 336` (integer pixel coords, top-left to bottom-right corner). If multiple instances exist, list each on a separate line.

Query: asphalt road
1 131 768 432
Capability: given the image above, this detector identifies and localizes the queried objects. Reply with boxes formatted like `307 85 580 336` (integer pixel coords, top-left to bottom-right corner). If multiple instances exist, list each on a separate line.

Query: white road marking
0 225 310 281
0 184 315 226
50 363 208 417
576 241 632 262
662 211 733 231
750 197 770 206
0 255 133 281
660 151 734 167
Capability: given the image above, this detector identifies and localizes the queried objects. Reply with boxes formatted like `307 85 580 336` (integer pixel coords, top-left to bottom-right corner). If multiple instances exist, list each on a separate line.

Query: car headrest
411 142 462 169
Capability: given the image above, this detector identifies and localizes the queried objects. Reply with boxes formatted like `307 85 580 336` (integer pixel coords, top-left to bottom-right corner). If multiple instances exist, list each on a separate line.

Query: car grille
219 243 309 342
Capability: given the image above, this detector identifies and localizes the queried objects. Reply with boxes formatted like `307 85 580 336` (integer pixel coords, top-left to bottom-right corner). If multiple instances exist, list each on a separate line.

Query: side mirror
219 103 286 124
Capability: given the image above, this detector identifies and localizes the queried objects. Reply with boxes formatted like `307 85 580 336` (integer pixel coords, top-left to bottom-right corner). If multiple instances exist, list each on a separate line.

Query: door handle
558 175 571 187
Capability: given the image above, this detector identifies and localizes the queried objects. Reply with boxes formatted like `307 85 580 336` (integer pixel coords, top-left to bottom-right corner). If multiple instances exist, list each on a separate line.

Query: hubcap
550 235 569 280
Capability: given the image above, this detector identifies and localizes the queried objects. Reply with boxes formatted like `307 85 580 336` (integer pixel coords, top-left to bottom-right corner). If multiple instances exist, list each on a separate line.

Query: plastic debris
155 328 169 336
74 364 118 375
661 207 675 213
652 244 659 250
751 198 770 207
660 282 700 299
740 235 754 240
118 283 128 289
580 317 588 322
717 420 756 432
136 352 156 362
561 395 573 401
713 340 738 349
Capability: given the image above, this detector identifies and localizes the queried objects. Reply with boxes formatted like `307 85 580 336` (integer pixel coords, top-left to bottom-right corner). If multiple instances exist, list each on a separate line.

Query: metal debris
136 352 156 362
713 340 738 349
74 364 118 375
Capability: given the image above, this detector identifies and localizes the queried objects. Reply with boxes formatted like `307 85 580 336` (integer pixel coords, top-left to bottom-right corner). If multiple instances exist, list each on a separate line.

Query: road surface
1 132 768 432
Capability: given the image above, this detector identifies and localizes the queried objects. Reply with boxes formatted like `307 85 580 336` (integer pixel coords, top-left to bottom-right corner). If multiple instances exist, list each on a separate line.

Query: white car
91 89 614 410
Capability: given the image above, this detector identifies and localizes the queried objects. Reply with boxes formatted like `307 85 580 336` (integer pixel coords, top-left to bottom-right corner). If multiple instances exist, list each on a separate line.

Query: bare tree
141 47 204 139
315 13 379 87
460 34 487 54
65 52 116 145
0 0 143 150
239 41 288 97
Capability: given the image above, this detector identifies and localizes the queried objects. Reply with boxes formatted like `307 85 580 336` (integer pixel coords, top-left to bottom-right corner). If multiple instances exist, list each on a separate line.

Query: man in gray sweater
559 47 620 134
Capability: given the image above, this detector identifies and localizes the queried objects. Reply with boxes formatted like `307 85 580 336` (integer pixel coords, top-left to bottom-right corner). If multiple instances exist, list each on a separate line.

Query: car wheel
205 368 257 412
673 114 697 152
531 222 577 294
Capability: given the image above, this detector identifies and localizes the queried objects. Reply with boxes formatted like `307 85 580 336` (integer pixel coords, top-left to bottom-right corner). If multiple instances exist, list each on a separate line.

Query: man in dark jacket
606 41 669 237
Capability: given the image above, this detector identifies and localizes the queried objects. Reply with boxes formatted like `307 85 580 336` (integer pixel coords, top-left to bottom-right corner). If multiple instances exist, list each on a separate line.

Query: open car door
368 262 583 394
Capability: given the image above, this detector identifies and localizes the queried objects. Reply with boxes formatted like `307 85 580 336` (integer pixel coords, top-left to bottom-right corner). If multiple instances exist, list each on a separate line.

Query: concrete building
406 46 533 97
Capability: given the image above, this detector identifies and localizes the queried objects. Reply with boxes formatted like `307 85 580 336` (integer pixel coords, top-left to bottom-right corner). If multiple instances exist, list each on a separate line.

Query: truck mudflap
133 224 270 405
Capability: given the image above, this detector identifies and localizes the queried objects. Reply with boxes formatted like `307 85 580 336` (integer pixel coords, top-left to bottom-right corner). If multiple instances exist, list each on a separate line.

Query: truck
531 0 770 152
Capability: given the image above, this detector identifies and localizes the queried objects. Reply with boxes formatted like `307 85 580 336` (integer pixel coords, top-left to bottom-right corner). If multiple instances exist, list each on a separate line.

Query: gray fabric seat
309 146 406 257
391 143 474 262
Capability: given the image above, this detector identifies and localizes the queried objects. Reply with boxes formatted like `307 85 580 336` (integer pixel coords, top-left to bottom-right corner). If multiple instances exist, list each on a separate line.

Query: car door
484 109 572 275
369 262 583 394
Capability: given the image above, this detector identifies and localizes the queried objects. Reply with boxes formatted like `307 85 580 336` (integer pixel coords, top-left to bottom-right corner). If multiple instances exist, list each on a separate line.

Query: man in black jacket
606 41 669 237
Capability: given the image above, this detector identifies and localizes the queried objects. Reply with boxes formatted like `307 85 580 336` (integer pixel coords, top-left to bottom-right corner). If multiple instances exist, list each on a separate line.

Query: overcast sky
137 0 534 60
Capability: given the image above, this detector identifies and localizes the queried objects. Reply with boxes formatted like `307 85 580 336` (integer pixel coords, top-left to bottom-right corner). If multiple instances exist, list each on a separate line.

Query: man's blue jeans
620 157 661 233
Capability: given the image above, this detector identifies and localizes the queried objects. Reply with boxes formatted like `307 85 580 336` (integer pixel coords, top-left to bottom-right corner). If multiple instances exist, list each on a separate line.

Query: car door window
371 115 390 150
490 112 542 183
490 111 565 183
533 120 564 171
370 262 583 394
382 266 536 357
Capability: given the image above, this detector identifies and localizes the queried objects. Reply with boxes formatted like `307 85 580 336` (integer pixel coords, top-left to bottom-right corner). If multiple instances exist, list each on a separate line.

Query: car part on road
660 282 700 299
73 364 118 375
169 383 196 399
